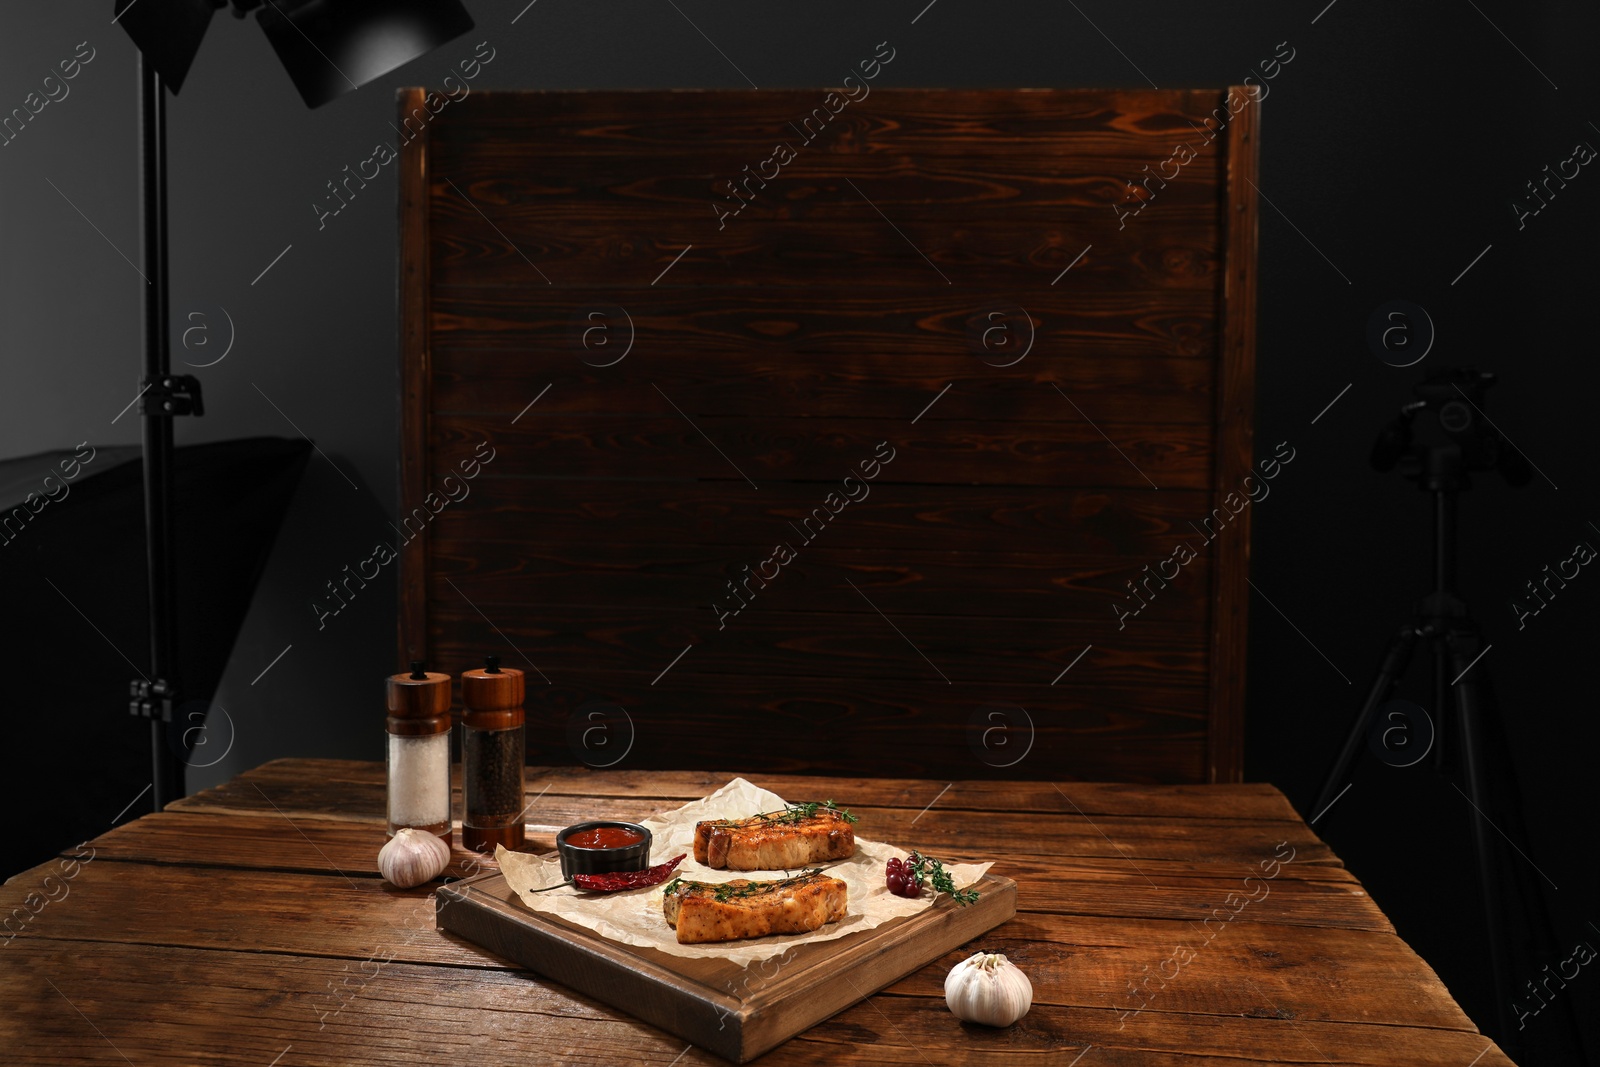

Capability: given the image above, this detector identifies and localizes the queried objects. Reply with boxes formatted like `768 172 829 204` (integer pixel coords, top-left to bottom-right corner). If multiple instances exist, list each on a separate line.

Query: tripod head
1370 367 1532 492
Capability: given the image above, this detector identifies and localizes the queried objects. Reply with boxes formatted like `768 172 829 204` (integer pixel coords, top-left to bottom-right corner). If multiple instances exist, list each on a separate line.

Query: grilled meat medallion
662 871 848 944
693 808 856 870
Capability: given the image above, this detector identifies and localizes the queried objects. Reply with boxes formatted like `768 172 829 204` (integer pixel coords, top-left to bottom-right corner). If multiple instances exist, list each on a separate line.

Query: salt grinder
385 661 453 844
461 655 526 852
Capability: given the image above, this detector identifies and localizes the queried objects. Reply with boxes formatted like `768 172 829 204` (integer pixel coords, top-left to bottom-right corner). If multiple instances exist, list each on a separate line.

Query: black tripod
1306 445 1517 1015
1308 368 1564 1055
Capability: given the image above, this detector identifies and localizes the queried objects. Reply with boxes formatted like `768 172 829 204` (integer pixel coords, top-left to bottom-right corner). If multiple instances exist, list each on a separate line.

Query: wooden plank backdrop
398 87 1260 783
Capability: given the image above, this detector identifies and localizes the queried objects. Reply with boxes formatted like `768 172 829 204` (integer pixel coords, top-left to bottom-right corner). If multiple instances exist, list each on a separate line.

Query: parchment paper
495 777 991 965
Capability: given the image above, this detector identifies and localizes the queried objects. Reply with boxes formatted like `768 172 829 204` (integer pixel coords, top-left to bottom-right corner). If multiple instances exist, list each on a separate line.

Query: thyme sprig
662 867 826 903
757 800 859 825
908 850 979 906
702 800 859 831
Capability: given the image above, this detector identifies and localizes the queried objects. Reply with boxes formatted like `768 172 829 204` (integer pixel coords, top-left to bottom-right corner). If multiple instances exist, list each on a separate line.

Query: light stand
114 0 475 812
128 54 203 809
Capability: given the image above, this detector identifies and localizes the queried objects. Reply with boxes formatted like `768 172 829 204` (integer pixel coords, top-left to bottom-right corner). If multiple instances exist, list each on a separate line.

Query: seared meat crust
662 871 848 944
693 809 856 870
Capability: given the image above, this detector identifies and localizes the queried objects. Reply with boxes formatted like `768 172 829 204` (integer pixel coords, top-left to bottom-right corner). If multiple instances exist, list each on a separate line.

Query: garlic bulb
378 827 451 888
945 952 1033 1027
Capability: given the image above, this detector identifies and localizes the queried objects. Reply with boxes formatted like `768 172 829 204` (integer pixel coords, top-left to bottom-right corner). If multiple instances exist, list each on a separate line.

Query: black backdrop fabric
3 437 308 874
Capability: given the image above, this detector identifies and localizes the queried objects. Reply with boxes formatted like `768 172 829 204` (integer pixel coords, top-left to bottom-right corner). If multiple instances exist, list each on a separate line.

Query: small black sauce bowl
556 820 653 881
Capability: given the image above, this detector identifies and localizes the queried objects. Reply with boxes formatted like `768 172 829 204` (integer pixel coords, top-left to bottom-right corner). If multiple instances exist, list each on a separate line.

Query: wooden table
3 760 1512 1065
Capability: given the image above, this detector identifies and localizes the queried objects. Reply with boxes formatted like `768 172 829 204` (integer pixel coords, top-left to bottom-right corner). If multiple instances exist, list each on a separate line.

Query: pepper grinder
461 655 526 852
386 661 452 844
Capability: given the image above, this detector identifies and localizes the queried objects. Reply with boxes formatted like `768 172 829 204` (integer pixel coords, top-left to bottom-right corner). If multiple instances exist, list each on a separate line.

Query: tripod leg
1431 627 1451 774
1467 664 1585 1060
1309 623 1418 825
1450 631 1517 1048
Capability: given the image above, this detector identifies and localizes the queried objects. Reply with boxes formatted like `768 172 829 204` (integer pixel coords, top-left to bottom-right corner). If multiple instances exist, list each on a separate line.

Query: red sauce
566 826 644 850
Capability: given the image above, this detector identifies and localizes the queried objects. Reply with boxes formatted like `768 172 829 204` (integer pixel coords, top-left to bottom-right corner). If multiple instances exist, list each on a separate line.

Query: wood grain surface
399 88 1260 783
436 867 1017 1062
1 759 1510 1065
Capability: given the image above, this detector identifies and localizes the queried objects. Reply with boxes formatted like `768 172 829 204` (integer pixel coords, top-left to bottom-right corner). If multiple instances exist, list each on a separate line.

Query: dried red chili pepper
572 853 686 893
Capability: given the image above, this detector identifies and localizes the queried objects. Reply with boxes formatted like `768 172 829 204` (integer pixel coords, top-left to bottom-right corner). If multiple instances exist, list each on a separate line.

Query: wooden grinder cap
461 655 525 711
387 662 452 720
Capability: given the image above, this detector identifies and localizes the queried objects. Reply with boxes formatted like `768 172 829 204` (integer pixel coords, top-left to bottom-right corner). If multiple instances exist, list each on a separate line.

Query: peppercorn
461 655 527 852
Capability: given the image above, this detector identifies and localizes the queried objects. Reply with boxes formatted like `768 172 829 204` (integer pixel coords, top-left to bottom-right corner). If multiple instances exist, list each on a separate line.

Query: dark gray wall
3 2 1595 1060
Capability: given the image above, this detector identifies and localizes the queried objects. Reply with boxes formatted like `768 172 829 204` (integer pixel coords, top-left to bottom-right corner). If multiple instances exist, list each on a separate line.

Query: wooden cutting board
436 866 1018 1063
